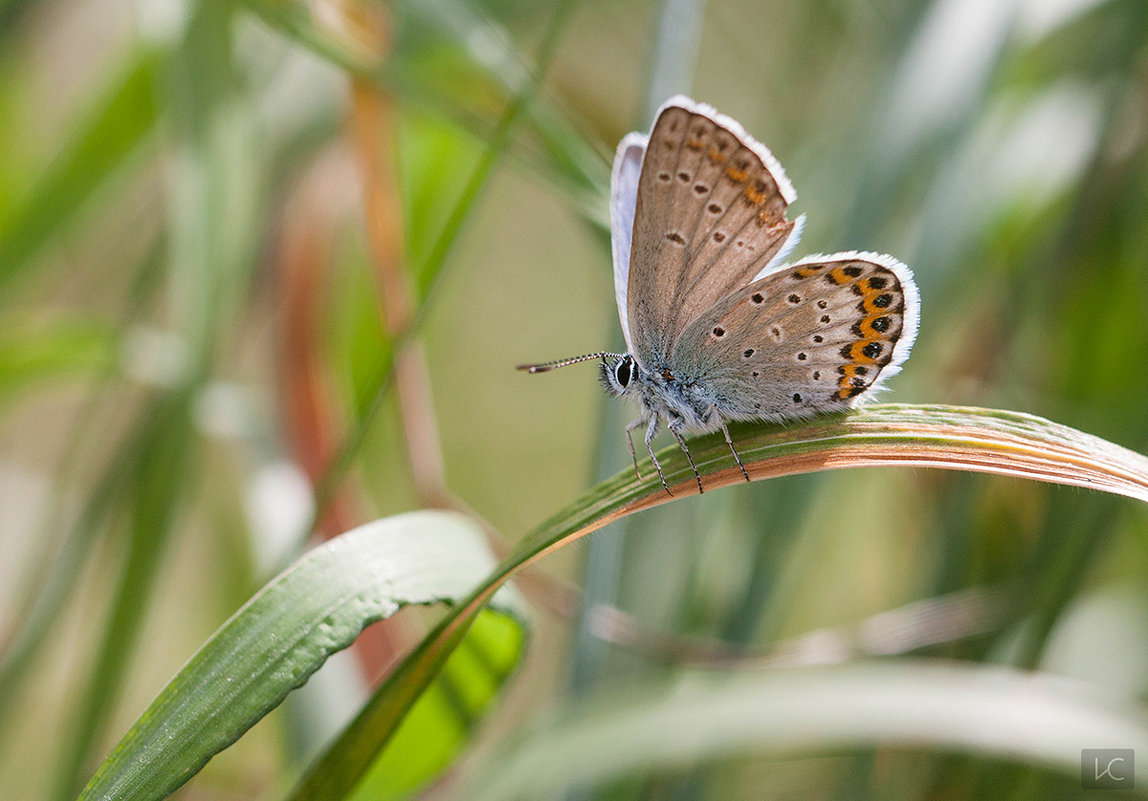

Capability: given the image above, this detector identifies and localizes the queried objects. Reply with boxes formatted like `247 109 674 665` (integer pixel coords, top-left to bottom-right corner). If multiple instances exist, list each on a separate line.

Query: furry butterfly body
521 96 920 494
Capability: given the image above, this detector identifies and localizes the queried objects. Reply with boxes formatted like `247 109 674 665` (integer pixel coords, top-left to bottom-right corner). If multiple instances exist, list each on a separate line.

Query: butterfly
520 96 919 495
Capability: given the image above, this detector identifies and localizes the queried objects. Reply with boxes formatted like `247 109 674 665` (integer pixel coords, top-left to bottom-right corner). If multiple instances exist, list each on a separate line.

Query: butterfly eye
615 358 632 388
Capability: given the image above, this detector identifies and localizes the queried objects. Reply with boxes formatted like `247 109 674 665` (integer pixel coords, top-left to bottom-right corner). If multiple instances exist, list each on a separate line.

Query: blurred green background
2 0 1148 798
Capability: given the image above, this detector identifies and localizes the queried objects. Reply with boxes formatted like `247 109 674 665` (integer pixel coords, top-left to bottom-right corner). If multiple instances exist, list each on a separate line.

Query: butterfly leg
624 417 646 481
643 415 673 496
710 406 750 483
668 418 704 495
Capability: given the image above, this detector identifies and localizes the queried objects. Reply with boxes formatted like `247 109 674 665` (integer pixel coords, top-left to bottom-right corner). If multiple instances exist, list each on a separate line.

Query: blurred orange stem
278 151 361 539
346 4 449 510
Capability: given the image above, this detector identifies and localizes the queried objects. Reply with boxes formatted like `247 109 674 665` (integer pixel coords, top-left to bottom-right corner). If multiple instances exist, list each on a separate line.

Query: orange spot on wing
686 137 703 151
708 146 727 163
828 266 851 285
726 167 748 183
744 184 766 205
847 340 881 364
830 265 902 399
835 363 868 399
860 293 893 313
857 310 899 339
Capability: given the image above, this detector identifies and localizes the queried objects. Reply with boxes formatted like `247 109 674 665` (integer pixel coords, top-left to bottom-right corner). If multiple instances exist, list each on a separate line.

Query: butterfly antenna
516 352 626 374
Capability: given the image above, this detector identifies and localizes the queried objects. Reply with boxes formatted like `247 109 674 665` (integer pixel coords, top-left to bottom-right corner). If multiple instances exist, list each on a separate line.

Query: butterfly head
599 354 638 398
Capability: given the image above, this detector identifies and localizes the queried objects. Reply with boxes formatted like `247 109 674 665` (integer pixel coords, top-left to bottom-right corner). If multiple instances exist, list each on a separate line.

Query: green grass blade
0 239 167 729
54 393 197 801
53 2 267 791
0 51 158 289
77 510 523 801
0 236 166 708
457 660 1148 799
306 0 579 531
286 579 508 801
0 318 116 406
345 609 526 801
242 0 605 222
290 403 1148 800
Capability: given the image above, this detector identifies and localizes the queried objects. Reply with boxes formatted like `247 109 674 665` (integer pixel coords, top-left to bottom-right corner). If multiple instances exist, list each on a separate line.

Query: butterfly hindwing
626 97 799 369
669 253 920 421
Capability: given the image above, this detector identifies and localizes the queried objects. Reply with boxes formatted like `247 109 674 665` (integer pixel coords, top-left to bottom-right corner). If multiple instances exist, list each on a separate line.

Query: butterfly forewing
627 99 797 369
669 254 918 421
610 134 647 353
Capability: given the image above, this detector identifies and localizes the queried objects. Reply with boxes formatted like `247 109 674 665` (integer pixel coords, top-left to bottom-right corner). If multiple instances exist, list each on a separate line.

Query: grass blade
457 660 1148 799
0 52 158 289
294 402 1148 800
78 510 523 801
0 318 116 406
511 404 1148 555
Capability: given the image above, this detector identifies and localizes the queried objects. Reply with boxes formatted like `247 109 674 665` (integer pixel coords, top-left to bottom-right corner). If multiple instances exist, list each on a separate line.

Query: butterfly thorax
602 353 718 432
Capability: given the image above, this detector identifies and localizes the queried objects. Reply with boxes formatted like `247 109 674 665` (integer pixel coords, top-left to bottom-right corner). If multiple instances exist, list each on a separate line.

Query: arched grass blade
505 404 1148 569
288 403 1148 800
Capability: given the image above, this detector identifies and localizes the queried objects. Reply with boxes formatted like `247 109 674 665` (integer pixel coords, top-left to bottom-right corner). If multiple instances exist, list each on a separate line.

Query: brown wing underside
626 104 795 368
670 258 912 419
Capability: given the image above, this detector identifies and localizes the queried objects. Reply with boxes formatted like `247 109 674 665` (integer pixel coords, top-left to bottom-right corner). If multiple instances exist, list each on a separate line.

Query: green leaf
242 0 605 233
348 609 525 801
398 110 482 281
290 403 1148 800
304 0 579 531
0 51 158 289
77 510 525 801
0 318 116 405
53 390 199 801
456 660 1148 799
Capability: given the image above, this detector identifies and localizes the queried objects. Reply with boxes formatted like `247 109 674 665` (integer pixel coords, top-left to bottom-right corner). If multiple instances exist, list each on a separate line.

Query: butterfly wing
610 132 647 353
669 252 920 422
626 96 800 370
